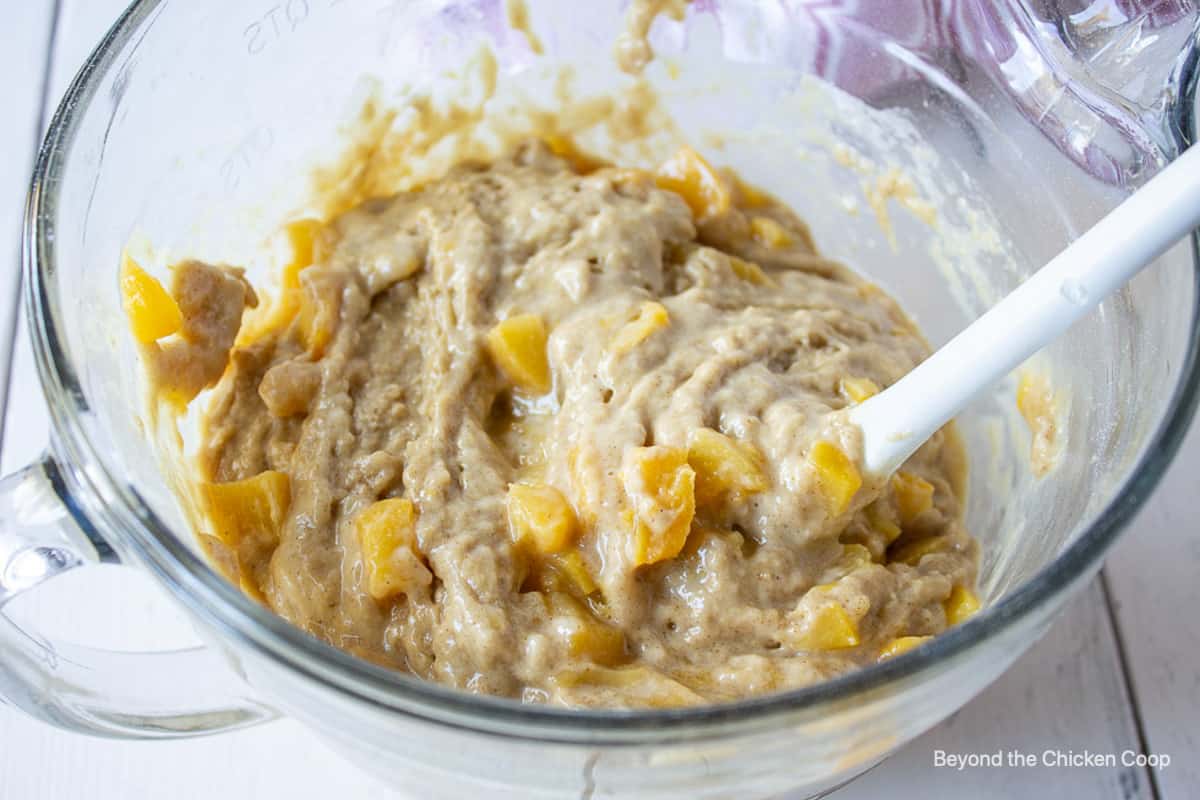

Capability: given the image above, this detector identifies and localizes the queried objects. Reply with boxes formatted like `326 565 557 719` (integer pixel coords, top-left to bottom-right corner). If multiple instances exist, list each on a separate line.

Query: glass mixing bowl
1 1 1197 797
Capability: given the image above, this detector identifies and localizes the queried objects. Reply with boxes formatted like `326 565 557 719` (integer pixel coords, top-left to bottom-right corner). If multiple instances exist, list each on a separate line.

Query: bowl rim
21 0 1200 744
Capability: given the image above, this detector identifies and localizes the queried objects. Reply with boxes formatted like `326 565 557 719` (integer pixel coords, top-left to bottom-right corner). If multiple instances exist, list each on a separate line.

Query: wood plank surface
1106 414 1200 800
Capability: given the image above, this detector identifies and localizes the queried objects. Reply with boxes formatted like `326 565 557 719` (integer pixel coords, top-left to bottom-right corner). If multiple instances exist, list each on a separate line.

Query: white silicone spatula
849 144 1200 477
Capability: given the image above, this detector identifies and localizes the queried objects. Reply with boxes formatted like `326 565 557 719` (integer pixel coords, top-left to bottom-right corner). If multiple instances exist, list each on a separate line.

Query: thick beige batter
130 141 978 707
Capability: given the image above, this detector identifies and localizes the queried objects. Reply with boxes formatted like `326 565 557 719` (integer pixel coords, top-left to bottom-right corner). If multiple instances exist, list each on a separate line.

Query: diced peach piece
280 218 325 289
567 618 626 666
545 550 599 597
507 483 577 555
202 470 290 550
728 256 772 286
889 535 948 566
623 446 696 566
733 175 771 208
296 271 341 358
836 543 873 572
865 501 902 544
944 585 981 626
839 376 880 404
878 635 931 661
794 602 860 650
543 134 609 174
749 216 793 248
611 301 670 355
654 147 732 220
567 444 602 525
687 428 768 511
892 470 934 524
121 255 182 343
553 664 644 689
237 220 328 348
484 313 551 394
554 665 703 707
548 593 627 666
355 497 430 601
1016 372 1050 423
809 441 862 515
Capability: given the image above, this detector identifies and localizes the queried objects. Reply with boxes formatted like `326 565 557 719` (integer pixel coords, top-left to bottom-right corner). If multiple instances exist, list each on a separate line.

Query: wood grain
835 581 1155 800
1106 414 1200 800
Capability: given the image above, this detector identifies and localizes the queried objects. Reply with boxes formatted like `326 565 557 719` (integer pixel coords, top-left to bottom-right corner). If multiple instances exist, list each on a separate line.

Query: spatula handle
850 145 1200 476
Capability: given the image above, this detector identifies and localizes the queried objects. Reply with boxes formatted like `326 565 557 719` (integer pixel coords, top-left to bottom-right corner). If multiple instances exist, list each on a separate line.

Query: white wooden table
0 3 1195 798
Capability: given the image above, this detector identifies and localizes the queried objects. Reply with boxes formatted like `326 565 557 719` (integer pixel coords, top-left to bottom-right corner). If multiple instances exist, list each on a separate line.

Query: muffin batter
128 141 978 707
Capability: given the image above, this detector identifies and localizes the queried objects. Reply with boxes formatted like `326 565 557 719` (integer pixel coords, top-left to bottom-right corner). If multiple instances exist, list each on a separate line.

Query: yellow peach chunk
889 535 948 566
836 543 873 572
485 313 551 394
865 501 902 544
654 147 732 220
687 428 769 511
809 441 862 515
548 593 627 666
878 635 931 661
544 550 599 597
202 470 290 550
795 602 860 650
892 471 934 524
355 497 430 601
839 376 880 404
728 256 772 286
623 446 697 566
280 218 324 289
553 664 645 689
201 470 290 597
1016 371 1051 422
121 255 182 343
611 301 670 355
567 444 602 525
507 483 577 555
236 219 332 349
567 619 626 666
543 134 609 174
296 273 341 359
944 585 981 626
554 665 703 707
749 216 793 248
733 175 772 208
1016 371 1059 477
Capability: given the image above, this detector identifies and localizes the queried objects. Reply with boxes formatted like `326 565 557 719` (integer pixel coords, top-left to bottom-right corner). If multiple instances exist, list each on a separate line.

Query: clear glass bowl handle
0 454 275 738
975 0 1200 185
